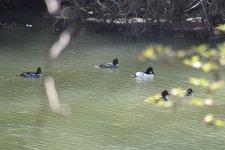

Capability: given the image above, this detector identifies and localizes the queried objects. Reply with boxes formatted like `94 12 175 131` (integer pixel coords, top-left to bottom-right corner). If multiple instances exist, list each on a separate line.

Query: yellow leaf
204 114 214 123
214 120 225 127
146 95 161 103
197 44 208 51
192 61 202 68
189 77 200 86
218 24 225 31
199 78 209 88
201 63 212 72
220 58 225 66
143 48 155 59
170 88 184 97
209 49 217 57
204 99 213 106
191 55 200 61
189 98 204 107
183 59 191 66
157 100 165 106
209 81 224 91
177 50 186 58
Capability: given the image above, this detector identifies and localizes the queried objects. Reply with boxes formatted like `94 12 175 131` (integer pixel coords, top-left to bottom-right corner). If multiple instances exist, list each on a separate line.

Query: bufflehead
161 90 170 101
186 88 193 96
97 58 119 68
20 67 42 78
133 67 155 79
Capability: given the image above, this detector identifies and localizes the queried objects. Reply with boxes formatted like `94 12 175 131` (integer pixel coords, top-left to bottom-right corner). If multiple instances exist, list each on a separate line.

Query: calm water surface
0 27 225 150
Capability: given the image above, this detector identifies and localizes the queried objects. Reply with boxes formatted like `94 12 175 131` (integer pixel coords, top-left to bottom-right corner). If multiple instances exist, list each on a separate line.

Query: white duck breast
134 72 154 79
133 67 155 80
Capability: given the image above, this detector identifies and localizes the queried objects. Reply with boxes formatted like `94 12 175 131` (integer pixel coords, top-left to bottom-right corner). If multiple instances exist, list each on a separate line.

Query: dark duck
186 88 193 96
161 90 170 101
97 58 119 68
20 67 42 78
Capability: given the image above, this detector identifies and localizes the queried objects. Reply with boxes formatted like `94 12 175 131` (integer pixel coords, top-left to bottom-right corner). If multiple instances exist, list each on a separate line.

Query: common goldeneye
161 90 170 101
20 67 42 78
97 58 119 68
186 88 193 96
133 67 155 79
145 90 171 104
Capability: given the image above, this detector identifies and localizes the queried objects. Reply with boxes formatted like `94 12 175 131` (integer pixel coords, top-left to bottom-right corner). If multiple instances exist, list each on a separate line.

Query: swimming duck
161 90 170 101
186 88 193 96
145 90 170 104
20 67 42 78
133 67 155 79
97 58 119 68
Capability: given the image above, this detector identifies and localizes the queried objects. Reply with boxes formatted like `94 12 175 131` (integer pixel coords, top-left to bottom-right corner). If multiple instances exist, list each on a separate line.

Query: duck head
113 58 119 65
161 90 170 101
145 67 155 75
186 88 193 96
36 67 42 75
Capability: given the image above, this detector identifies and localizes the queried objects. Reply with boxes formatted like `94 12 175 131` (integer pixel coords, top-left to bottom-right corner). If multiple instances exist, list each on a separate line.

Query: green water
0 27 225 150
